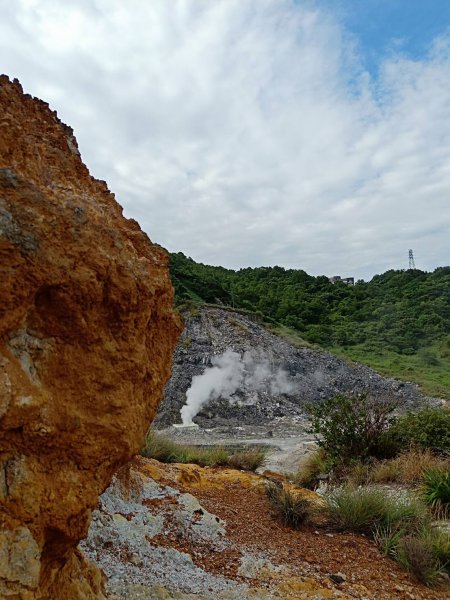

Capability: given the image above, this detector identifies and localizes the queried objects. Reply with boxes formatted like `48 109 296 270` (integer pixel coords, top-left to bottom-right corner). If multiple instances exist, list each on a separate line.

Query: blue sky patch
315 0 450 74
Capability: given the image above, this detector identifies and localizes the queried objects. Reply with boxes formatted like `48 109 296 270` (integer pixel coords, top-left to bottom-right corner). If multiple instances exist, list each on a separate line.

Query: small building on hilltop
329 275 354 285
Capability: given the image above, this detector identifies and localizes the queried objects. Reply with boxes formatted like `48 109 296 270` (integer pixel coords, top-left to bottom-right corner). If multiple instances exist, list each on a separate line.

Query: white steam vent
179 349 294 426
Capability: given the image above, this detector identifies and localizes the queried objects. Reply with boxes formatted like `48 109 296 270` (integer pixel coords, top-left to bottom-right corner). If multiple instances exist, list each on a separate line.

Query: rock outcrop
156 306 433 428
0 76 181 599
81 457 330 599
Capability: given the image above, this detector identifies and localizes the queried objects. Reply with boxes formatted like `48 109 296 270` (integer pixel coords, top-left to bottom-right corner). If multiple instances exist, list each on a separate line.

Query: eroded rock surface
82 457 446 600
156 306 435 428
0 75 181 599
81 458 325 600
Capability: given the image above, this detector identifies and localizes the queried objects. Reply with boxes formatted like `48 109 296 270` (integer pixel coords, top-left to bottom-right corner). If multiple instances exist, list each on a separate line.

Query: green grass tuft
422 468 450 511
395 535 446 586
227 448 267 471
141 430 265 470
324 485 429 534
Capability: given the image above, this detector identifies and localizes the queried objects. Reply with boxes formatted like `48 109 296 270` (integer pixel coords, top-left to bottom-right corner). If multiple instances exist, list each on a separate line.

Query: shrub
266 482 313 528
421 468 450 511
385 407 450 457
306 392 399 463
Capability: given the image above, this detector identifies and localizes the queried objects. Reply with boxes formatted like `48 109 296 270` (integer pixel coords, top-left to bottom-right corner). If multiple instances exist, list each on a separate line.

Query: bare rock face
156 306 433 428
0 75 181 599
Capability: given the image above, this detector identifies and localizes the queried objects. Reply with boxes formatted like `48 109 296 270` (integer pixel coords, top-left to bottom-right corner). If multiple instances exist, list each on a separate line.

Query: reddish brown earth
141 459 449 600
0 76 181 599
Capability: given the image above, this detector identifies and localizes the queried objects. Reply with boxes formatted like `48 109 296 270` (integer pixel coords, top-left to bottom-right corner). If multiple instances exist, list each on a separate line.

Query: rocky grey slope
155 306 434 428
80 463 247 599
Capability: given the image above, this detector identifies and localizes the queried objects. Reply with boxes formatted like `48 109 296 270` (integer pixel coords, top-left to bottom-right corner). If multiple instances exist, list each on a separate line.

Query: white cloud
1 0 449 279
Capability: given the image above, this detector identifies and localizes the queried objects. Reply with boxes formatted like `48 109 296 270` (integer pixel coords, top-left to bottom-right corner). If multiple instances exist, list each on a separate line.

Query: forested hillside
170 252 450 398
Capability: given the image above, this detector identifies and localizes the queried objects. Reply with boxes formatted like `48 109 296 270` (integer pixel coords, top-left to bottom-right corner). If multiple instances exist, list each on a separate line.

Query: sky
1 0 449 280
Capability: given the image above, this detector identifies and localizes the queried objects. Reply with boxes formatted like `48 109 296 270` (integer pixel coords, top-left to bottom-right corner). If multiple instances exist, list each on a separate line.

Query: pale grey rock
156 307 435 428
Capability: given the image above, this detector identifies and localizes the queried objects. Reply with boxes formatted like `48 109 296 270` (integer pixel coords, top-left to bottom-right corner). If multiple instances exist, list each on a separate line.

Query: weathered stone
156 306 436 428
0 75 181 598
0 527 40 594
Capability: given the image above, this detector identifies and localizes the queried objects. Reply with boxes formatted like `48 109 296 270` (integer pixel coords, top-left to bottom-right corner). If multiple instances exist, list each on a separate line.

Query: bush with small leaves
306 392 399 463
385 407 450 457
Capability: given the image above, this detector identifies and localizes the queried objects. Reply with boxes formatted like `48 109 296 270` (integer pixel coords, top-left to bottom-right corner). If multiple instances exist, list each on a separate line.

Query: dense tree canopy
170 252 450 356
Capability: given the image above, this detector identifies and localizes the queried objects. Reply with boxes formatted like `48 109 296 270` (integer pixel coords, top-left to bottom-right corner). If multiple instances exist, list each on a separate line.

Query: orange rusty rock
136 456 273 492
0 75 181 599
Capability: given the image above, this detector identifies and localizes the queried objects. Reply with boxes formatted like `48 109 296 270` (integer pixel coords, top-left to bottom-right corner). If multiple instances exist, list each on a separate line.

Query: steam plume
180 350 294 425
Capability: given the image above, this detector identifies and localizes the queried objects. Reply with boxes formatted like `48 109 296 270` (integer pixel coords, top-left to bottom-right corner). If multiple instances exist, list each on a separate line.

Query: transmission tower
408 249 415 270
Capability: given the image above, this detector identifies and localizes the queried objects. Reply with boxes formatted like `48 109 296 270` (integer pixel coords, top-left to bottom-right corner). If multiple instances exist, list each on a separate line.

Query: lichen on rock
0 75 181 599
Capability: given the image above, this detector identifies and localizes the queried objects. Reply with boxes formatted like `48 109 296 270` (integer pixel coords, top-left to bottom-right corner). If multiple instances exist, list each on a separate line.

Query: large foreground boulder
0 76 181 599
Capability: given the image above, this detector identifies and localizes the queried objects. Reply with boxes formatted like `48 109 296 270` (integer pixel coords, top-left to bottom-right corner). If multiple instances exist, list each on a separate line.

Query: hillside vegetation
170 252 450 398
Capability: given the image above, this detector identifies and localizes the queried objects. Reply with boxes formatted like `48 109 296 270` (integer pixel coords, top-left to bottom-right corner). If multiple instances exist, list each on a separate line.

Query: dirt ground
139 457 450 600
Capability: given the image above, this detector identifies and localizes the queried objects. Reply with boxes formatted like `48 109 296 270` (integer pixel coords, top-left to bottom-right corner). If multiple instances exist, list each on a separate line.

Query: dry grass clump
228 448 266 471
395 535 446 586
295 448 449 488
266 482 314 528
293 449 332 488
371 449 450 485
344 461 373 486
